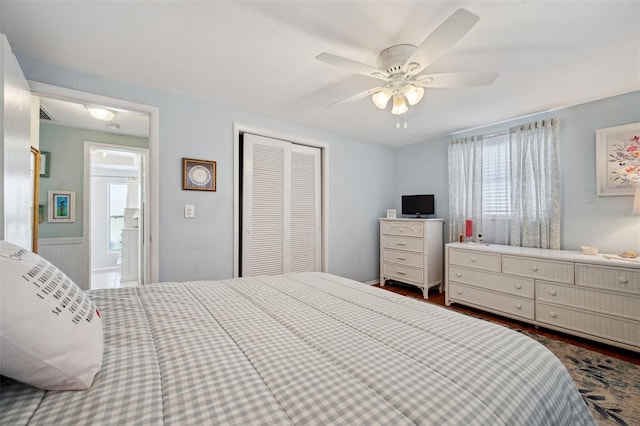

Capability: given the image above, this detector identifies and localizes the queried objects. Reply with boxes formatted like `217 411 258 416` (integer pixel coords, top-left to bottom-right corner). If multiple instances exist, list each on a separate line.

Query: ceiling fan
316 8 498 120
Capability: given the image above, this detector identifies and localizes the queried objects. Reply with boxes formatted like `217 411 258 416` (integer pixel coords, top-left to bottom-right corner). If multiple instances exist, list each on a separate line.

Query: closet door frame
233 122 329 277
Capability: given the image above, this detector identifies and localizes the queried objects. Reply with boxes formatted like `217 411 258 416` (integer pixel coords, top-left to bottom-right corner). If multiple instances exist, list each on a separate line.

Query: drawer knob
396 271 406 275
549 311 557 318
515 303 522 310
618 276 628 284
515 284 522 289
456 272 462 278
470 257 477 263
396 257 406 261
396 242 407 246
549 289 557 296
456 289 462 295
531 265 539 272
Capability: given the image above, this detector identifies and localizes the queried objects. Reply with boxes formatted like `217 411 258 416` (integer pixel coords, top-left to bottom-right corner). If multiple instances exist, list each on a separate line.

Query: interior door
242 134 290 276
290 144 321 272
241 133 321 276
1 34 33 248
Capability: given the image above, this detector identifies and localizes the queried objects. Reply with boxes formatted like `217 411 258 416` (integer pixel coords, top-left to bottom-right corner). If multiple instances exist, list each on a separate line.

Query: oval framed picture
183 158 216 191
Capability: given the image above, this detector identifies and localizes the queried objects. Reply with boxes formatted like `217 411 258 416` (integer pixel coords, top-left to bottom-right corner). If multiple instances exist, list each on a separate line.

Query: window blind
482 134 511 216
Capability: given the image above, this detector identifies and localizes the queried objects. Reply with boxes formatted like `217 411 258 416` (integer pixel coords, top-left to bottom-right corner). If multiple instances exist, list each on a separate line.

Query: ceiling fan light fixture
402 84 424 106
371 88 392 109
87 106 116 122
391 94 408 115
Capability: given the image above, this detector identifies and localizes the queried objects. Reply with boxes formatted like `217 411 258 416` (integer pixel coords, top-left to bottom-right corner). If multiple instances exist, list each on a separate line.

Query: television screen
401 194 435 217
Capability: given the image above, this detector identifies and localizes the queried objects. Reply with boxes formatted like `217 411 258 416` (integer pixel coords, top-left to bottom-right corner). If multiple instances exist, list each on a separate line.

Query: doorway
87 144 147 289
30 81 159 289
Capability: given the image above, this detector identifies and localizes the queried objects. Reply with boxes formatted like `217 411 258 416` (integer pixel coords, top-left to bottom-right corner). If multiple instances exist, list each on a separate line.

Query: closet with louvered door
241 133 321 277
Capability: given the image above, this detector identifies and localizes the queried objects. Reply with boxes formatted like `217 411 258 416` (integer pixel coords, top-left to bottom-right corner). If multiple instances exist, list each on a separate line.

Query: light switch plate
185 204 195 218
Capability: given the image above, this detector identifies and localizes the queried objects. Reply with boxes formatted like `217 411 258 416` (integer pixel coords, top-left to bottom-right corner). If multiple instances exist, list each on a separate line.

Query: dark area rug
521 331 639 426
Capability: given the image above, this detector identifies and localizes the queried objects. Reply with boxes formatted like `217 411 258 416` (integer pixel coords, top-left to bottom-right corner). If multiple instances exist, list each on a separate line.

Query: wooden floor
375 282 639 365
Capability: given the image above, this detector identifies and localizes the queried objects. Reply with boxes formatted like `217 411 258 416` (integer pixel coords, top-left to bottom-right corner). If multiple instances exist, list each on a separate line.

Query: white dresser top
380 218 444 222
446 242 640 270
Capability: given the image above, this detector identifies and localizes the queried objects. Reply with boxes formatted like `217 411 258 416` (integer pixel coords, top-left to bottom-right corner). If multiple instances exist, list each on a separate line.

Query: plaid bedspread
1 272 594 425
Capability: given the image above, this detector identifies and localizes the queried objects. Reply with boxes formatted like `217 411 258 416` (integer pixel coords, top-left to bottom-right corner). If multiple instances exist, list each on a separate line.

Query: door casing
29 81 160 285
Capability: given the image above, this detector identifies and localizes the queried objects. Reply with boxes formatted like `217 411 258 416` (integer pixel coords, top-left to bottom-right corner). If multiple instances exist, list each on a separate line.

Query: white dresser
380 218 444 299
445 242 640 351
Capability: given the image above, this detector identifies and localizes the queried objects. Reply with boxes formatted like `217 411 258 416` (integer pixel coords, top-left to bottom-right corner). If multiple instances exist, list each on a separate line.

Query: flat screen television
401 194 435 217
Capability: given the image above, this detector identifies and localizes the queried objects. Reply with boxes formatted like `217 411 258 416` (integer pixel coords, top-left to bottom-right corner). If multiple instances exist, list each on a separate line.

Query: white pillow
0 240 103 390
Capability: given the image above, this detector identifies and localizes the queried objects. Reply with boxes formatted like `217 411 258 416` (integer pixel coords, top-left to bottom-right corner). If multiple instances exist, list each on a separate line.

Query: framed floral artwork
596 122 640 196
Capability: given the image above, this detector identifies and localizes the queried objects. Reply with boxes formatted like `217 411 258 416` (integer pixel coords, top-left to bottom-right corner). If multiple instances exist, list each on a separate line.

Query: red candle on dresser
465 220 473 238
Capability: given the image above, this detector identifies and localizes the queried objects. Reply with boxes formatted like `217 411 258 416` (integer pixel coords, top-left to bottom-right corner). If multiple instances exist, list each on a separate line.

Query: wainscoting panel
38 237 87 289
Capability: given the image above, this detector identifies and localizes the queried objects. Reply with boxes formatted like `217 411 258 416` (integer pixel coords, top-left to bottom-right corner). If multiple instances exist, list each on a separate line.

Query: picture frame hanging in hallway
183 158 217 191
48 190 76 223
39 151 51 178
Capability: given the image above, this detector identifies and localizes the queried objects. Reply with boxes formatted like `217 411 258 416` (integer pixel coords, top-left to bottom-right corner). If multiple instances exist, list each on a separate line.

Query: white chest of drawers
380 218 444 299
445 242 640 351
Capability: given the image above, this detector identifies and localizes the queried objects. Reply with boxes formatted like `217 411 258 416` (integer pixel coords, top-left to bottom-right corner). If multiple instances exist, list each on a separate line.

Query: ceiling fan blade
326 87 383 108
405 8 480 75
316 53 388 81
415 72 498 88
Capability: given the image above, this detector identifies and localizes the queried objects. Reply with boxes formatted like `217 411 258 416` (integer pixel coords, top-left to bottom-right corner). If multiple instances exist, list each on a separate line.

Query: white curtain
448 135 483 243
447 118 561 249
509 119 561 249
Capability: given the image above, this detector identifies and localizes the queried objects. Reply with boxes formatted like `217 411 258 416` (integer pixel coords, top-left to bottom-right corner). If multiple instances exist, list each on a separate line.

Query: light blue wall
19 56 637 283
19 56 396 283
38 122 148 239
396 91 640 254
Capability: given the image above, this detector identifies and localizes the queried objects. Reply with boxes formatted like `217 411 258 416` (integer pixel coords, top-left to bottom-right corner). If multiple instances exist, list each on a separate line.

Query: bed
1 271 595 425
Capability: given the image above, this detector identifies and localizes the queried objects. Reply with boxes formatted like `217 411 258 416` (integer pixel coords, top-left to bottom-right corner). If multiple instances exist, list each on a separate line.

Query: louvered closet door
242 134 321 276
290 144 321 272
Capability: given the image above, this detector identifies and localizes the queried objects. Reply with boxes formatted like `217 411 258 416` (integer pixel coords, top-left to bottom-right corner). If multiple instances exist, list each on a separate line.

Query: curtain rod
482 130 510 139
450 118 558 143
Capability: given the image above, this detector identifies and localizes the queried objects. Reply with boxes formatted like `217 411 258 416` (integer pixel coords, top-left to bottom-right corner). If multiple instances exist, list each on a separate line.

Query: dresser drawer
382 235 423 253
575 264 640 294
381 221 424 237
383 263 423 285
449 282 534 320
448 248 501 272
383 248 423 268
502 255 574 284
536 302 640 348
449 266 534 298
536 281 640 321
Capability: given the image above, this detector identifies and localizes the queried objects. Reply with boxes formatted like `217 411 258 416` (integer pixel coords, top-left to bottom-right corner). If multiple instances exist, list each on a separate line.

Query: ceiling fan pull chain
396 115 400 129
404 113 408 129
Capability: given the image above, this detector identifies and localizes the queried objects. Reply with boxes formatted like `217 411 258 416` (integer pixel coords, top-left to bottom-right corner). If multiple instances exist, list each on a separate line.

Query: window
448 118 560 249
481 134 511 217
108 183 127 251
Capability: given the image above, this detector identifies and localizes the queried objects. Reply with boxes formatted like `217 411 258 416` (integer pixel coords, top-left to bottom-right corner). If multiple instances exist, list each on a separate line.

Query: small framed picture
40 151 51 178
386 209 397 218
183 158 216 191
48 190 76 223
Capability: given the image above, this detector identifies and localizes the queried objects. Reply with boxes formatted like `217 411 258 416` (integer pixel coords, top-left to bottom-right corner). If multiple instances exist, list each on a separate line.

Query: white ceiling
2 1 638 147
